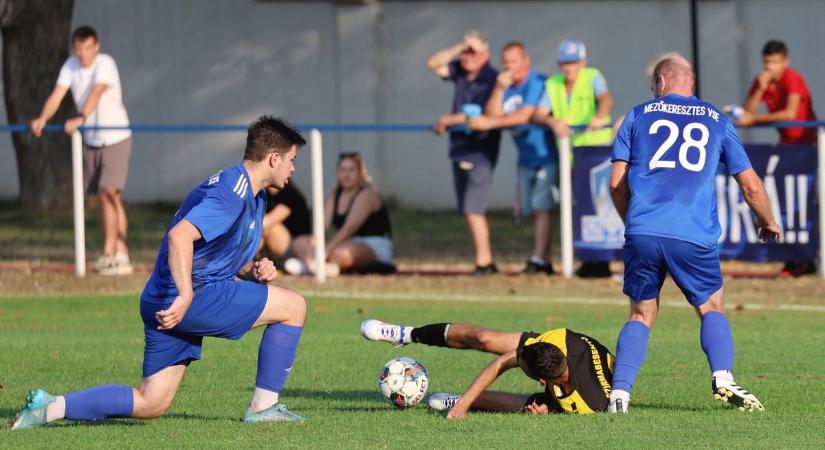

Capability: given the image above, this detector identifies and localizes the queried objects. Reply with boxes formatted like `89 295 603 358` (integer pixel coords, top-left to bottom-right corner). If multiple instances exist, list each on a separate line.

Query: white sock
46 396 66 423
250 388 279 412
401 326 414 344
610 389 630 405
713 370 734 381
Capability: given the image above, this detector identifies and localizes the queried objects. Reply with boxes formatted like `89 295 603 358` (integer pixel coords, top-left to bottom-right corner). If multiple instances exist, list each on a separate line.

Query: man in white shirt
31 26 133 275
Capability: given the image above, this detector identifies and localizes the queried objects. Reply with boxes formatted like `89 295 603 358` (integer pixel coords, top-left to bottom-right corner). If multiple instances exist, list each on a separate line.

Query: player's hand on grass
445 406 468 420
253 258 278 283
64 116 84 135
156 291 192 330
524 401 549 415
758 221 782 243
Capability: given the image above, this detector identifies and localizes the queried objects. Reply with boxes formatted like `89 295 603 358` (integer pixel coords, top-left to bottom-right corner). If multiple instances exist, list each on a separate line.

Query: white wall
1 0 823 206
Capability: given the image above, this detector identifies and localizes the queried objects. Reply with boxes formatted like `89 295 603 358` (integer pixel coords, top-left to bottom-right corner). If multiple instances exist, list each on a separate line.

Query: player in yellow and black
360 320 613 417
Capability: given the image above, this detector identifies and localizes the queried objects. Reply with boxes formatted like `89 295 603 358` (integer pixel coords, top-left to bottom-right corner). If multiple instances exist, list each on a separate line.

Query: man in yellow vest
533 40 614 278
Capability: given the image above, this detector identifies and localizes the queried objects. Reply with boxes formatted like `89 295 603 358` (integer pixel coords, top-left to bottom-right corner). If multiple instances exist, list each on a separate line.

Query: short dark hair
71 26 98 43
518 342 567 380
502 41 526 54
244 116 306 162
762 40 788 57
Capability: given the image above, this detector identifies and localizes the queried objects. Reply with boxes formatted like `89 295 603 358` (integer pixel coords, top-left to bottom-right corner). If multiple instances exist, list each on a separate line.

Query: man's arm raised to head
446 350 519 419
733 168 783 242
427 43 464 78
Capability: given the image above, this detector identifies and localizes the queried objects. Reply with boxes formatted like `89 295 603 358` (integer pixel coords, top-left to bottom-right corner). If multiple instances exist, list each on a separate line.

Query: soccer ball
377 357 429 409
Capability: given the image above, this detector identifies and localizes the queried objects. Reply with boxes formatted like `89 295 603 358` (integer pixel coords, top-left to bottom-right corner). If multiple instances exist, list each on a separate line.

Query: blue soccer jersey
503 69 558 168
611 94 752 248
142 163 266 299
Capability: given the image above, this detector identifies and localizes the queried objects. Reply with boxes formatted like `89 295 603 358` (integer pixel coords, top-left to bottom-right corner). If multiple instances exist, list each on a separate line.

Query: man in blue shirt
607 57 781 413
428 31 502 275
11 117 309 429
468 42 558 275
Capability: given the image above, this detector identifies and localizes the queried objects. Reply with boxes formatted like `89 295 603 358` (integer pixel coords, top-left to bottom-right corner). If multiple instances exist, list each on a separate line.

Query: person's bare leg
262 222 291 258
468 391 532 412
445 324 523 355
112 190 129 256
328 242 376 271
531 210 550 261
465 213 492 266
99 188 119 256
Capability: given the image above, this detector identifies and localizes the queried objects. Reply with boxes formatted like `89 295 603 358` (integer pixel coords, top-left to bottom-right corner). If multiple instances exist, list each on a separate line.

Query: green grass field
2 292 824 448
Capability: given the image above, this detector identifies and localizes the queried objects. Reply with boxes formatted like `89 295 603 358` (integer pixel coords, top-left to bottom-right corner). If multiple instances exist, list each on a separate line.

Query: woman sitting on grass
285 152 394 275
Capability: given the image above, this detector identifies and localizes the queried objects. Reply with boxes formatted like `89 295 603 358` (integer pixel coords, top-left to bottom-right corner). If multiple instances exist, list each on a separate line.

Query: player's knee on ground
133 391 175 419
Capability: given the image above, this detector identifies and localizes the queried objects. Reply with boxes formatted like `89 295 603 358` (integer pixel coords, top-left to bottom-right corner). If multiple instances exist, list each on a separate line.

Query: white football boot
427 393 461 411
712 377 765 412
360 320 409 347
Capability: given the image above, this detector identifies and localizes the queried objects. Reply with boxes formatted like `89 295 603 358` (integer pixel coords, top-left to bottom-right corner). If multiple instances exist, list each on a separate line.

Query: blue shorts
622 235 723 307
518 163 558 216
139 279 268 377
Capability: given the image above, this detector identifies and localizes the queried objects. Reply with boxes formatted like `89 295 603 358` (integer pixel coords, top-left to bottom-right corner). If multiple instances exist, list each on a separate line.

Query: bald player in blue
11 116 309 429
606 57 781 413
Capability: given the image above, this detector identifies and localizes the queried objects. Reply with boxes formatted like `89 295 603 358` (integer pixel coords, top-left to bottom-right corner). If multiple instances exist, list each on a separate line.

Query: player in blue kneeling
11 116 309 429
607 57 781 413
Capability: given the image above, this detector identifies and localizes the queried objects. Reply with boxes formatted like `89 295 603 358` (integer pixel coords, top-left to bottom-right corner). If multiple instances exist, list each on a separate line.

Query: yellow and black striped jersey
519 328 614 414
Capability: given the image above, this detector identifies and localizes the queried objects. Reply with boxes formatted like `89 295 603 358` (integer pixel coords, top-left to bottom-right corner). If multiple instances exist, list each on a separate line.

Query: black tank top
332 187 392 237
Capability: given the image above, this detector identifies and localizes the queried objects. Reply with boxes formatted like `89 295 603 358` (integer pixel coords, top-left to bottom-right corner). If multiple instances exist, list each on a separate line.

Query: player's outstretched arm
733 168 782 242
446 350 519 419
157 219 201 330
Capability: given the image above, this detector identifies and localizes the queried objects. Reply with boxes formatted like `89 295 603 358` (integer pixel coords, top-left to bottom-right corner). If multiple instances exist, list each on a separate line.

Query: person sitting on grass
259 183 312 268
285 152 394 275
361 319 613 416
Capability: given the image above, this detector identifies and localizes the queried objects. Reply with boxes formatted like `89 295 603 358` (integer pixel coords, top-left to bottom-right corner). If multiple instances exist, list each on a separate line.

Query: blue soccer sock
612 320 651 393
700 311 734 373
255 323 303 393
64 385 134 421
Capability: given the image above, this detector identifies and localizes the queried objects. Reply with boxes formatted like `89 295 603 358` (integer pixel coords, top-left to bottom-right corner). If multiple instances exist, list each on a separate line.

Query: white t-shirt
57 53 131 147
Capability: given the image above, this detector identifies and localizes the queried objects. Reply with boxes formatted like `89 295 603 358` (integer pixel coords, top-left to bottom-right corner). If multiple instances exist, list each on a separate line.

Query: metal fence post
71 131 86 277
558 136 574 278
310 129 327 283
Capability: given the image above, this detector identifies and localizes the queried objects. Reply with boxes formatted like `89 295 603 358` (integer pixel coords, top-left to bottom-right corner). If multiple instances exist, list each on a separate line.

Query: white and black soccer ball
377 357 429 409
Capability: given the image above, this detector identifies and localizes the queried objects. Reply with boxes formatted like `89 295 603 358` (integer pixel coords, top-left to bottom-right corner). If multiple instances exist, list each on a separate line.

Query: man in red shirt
738 40 817 144
738 40 817 277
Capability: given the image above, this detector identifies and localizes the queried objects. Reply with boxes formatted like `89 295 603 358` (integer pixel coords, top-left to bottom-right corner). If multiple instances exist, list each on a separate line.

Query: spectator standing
738 40 817 277
428 31 502 275
533 40 614 278
31 26 133 276
468 42 557 274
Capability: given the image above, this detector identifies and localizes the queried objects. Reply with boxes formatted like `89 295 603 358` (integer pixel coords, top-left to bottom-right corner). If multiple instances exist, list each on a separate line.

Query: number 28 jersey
611 94 752 248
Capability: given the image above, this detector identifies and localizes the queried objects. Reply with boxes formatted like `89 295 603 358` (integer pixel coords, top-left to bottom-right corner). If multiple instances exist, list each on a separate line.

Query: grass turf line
1 294 823 448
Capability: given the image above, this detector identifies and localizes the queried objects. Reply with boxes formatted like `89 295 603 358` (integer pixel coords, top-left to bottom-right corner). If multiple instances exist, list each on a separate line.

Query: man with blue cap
534 40 615 278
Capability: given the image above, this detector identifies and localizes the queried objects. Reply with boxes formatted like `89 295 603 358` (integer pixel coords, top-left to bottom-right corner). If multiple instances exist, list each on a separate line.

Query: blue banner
572 144 819 262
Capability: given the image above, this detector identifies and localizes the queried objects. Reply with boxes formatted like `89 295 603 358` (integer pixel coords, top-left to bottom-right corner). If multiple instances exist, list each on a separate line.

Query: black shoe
575 261 612 278
523 260 554 275
472 263 498 276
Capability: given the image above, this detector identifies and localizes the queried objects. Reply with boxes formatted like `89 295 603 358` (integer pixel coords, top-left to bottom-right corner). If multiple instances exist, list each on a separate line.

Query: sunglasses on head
339 152 360 159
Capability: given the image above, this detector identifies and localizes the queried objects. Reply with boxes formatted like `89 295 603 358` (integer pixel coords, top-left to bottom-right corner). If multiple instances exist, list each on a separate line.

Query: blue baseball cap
558 40 586 63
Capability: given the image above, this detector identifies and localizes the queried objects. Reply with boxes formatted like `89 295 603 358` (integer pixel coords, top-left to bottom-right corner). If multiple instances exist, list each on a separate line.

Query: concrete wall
1 0 823 207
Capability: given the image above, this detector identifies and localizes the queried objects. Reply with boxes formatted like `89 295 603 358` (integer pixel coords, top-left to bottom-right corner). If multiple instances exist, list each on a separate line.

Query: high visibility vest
545 67 613 146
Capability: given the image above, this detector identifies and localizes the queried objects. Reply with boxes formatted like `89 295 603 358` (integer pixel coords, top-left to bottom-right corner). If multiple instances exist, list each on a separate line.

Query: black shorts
451 158 494 214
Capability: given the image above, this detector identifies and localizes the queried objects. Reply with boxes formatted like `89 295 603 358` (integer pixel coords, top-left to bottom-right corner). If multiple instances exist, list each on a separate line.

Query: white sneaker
283 258 308 276
712 377 764 412
97 254 133 276
427 393 460 411
360 319 408 346
93 255 113 271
